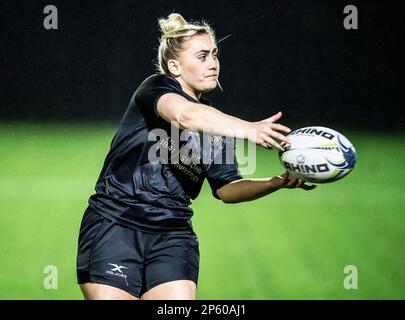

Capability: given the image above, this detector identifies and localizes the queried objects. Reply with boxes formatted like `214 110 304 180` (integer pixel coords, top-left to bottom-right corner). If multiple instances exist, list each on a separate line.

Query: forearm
158 93 291 150
179 104 252 139
216 176 284 204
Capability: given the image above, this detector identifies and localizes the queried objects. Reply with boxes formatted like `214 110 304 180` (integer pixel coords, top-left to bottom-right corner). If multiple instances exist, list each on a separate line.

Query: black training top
88 74 243 233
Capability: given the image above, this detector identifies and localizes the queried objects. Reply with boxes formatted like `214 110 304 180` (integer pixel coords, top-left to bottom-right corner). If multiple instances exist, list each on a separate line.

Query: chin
202 82 218 93
202 87 215 94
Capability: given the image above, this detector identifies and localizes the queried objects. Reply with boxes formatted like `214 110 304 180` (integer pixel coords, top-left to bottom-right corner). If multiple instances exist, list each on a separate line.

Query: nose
208 55 219 71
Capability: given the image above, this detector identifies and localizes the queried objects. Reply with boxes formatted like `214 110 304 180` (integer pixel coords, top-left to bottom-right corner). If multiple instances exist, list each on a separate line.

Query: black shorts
76 208 200 298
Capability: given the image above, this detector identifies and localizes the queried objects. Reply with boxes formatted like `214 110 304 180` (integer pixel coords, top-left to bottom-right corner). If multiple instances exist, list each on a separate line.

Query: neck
175 77 201 101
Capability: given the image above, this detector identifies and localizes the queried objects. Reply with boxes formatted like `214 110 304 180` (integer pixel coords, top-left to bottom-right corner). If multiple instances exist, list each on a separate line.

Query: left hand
276 171 317 191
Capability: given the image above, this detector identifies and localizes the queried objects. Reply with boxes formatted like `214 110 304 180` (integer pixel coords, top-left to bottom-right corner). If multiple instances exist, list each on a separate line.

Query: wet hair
156 13 217 75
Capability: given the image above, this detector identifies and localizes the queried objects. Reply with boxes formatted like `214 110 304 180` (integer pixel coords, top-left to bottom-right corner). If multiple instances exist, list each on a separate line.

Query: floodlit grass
0 123 404 299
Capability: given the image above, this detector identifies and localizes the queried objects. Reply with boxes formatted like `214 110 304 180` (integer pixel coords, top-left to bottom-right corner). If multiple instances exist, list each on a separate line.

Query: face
169 33 220 99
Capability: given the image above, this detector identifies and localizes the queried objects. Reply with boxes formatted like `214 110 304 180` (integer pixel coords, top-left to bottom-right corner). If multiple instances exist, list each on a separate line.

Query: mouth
205 74 218 79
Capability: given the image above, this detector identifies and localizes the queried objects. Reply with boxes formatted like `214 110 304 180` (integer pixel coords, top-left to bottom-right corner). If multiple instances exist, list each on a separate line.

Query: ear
168 59 181 76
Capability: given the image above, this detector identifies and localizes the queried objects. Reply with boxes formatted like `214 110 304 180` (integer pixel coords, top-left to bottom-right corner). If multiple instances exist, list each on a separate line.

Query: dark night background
1 0 403 130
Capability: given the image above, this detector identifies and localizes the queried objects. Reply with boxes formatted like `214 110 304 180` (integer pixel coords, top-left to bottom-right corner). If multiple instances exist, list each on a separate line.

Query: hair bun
156 13 216 74
159 13 188 37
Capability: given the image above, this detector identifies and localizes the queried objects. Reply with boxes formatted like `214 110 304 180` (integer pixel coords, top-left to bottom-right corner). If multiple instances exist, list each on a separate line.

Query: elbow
221 198 241 204
221 198 235 204
221 198 240 204
216 189 239 204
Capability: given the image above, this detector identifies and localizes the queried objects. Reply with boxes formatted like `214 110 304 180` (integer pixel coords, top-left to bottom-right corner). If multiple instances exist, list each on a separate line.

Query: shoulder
137 74 182 92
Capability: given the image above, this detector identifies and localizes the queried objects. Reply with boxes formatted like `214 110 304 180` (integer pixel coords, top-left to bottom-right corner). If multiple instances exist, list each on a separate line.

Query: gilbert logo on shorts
106 263 128 279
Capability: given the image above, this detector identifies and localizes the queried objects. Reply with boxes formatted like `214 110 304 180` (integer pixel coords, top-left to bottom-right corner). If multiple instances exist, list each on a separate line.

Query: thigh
140 280 196 300
76 209 144 298
140 232 200 299
80 283 139 300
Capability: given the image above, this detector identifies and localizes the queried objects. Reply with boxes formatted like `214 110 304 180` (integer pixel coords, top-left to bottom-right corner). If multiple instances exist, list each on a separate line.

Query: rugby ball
279 126 357 183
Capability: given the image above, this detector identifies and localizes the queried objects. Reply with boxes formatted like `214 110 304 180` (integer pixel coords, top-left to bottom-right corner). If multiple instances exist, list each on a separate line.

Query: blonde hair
156 13 216 75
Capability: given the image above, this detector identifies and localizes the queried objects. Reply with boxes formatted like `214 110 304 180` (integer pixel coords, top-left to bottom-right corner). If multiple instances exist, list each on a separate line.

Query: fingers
260 112 291 149
267 111 283 123
279 171 294 187
263 113 291 133
261 128 289 151
301 184 317 191
271 123 291 134
264 136 284 152
269 129 290 144
285 175 300 188
265 111 283 122
281 171 317 190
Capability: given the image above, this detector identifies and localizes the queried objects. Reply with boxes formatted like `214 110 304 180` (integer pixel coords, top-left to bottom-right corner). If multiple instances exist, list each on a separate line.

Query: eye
198 55 207 61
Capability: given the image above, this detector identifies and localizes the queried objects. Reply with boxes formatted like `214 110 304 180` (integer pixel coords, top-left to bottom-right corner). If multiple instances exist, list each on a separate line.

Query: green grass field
1 123 404 300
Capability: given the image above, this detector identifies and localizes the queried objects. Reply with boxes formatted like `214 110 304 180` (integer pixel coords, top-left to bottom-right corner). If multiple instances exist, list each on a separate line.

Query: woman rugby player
76 13 315 300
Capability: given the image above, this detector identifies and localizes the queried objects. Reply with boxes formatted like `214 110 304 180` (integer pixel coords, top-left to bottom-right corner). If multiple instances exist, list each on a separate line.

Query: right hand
249 112 291 151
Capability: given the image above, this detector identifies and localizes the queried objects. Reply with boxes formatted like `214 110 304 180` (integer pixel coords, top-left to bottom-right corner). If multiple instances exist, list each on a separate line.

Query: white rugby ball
279 126 357 183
